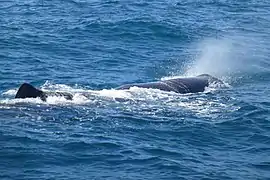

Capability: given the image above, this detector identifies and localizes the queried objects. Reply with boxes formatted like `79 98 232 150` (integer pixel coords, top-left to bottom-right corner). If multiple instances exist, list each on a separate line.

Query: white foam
0 97 44 105
97 89 133 99
2 89 17 96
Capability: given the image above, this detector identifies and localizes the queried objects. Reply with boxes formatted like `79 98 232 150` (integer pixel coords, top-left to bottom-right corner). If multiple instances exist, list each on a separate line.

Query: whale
14 83 73 101
14 74 223 101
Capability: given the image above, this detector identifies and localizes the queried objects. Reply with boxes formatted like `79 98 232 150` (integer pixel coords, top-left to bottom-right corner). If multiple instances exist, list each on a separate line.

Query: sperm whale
15 74 223 101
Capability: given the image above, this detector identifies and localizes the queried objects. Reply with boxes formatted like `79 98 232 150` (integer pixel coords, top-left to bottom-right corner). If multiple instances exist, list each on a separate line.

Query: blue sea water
1 0 270 179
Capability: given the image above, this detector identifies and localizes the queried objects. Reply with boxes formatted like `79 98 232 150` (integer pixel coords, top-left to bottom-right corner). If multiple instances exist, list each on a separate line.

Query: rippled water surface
1 0 270 179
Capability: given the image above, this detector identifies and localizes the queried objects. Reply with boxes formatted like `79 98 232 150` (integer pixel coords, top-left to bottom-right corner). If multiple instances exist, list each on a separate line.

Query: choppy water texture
1 0 270 179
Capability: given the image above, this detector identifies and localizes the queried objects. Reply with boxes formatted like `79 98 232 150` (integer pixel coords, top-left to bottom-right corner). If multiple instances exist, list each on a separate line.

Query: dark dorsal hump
15 83 44 100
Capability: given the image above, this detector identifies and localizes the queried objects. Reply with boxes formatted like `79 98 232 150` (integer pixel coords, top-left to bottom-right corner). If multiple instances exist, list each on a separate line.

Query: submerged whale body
15 74 223 101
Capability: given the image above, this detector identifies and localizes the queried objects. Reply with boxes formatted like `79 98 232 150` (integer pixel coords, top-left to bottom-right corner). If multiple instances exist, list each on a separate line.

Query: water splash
183 35 264 81
185 38 236 77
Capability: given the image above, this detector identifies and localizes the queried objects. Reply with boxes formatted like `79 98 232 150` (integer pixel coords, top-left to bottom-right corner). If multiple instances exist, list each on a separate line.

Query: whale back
164 77 209 93
116 74 221 93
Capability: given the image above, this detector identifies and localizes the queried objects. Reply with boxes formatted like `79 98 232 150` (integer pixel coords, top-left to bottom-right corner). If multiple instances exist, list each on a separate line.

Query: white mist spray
182 35 262 80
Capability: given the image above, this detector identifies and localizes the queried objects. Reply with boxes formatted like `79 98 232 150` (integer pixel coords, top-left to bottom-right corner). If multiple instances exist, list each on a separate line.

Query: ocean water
1 0 270 179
